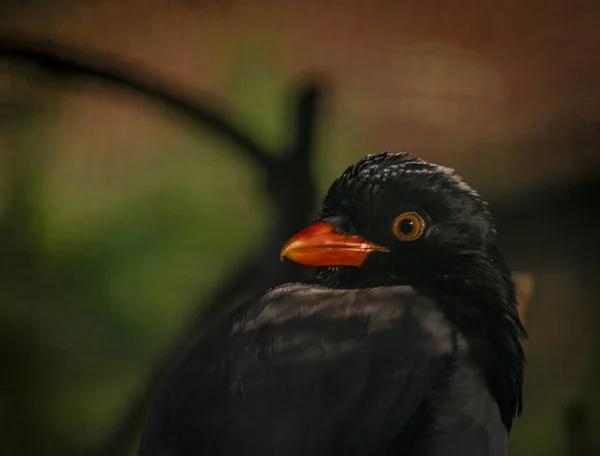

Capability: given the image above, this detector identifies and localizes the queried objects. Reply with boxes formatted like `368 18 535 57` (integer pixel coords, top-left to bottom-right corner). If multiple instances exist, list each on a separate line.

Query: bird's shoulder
174 283 457 399
139 284 458 455
229 282 456 357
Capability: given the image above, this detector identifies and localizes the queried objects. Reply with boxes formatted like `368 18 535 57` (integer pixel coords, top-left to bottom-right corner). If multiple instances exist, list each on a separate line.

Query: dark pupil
398 218 414 234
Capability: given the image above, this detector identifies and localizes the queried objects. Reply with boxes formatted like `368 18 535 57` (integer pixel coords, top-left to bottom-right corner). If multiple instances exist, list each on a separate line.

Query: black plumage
139 152 526 456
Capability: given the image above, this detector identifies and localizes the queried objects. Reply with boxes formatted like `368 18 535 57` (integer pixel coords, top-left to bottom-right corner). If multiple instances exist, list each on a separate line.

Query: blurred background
0 1 599 455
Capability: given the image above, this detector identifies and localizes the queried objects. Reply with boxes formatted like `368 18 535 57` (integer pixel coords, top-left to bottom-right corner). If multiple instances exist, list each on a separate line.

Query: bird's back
139 284 507 456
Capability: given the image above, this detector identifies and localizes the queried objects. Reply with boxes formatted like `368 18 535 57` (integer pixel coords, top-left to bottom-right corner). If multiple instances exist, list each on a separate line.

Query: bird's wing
139 284 455 456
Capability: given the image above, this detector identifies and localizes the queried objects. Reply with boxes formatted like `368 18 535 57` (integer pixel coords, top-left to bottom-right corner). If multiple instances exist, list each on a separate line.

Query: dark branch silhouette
0 35 273 169
91 85 321 456
0 35 322 456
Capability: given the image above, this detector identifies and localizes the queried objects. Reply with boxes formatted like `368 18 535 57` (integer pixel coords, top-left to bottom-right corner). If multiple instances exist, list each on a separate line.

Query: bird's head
281 152 503 292
281 151 526 429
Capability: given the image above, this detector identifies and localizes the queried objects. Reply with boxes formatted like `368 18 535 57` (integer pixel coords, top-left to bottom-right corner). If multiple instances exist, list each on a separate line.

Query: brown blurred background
0 1 599 455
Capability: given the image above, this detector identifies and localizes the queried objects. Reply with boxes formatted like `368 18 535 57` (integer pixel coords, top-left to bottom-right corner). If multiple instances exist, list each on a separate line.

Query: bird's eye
392 212 425 241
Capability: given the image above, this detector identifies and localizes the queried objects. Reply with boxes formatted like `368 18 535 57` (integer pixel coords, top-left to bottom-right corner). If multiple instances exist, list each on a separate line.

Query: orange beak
280 221 389 267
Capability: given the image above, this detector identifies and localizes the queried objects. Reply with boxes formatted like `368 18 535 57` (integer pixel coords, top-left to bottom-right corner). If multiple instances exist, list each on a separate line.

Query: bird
138 152 526 456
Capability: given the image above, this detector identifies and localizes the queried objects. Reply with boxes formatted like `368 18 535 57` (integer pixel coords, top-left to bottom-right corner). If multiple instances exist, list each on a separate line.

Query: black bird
139 152 526 456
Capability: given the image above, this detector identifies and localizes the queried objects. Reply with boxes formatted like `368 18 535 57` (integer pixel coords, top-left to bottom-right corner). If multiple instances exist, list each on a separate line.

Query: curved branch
0 34 324 456
0 35 274 169
88 82 322 456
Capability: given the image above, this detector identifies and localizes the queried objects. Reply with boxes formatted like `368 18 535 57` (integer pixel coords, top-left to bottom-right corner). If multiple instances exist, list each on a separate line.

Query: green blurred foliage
0 68 271 454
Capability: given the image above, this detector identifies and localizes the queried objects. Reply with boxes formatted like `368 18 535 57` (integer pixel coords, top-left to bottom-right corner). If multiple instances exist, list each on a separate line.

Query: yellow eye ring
392 212 425 241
